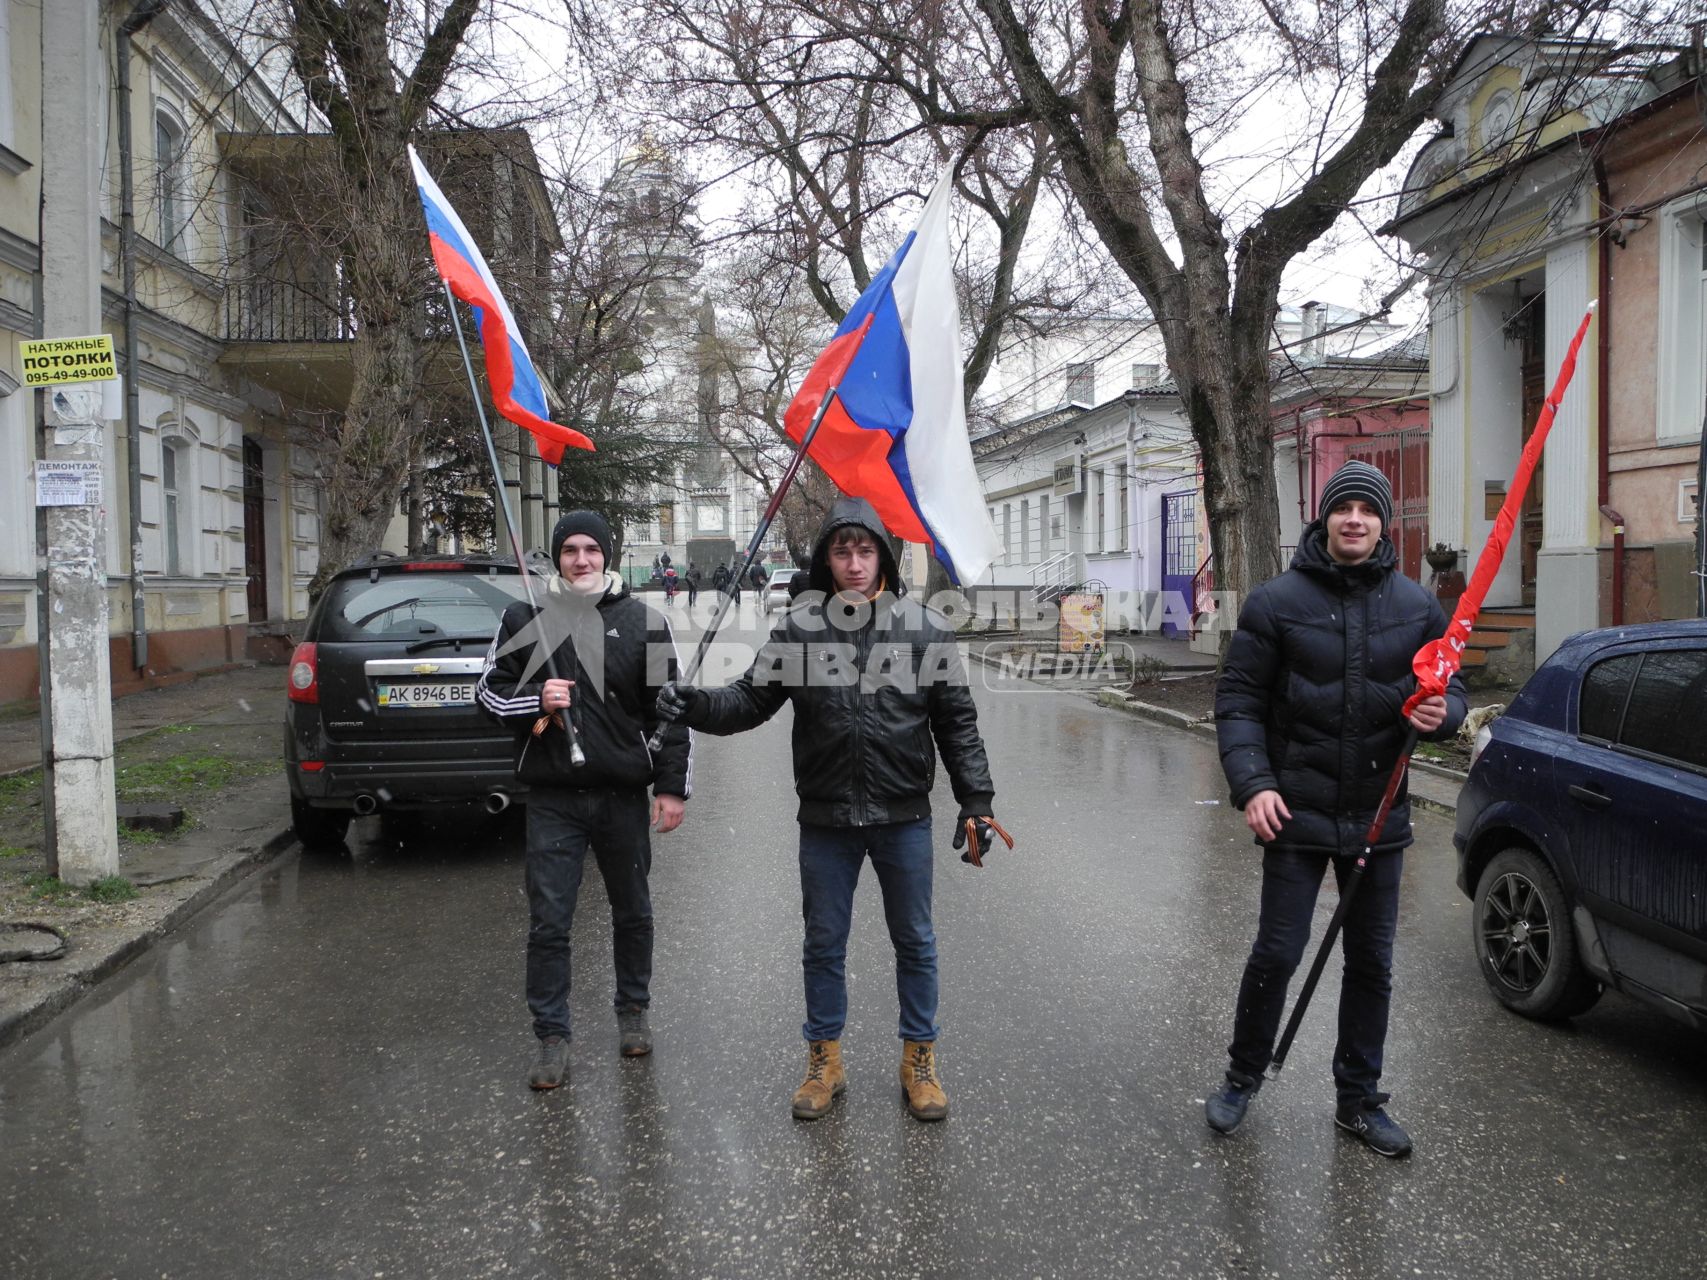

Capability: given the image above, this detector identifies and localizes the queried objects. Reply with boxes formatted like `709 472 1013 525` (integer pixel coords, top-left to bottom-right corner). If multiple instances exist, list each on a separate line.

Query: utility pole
38 0 119 883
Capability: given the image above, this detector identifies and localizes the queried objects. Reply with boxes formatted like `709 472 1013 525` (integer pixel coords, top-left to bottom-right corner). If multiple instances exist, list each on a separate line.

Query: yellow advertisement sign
20 334 118 386
1058 592 1106 654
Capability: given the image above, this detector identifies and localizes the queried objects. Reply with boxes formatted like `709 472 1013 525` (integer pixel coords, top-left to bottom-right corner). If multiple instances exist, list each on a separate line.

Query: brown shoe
899 1040 949 1121
791 1040 846 1120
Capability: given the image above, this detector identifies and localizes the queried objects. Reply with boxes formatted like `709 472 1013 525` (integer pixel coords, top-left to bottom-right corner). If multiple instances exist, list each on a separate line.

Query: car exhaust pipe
485 791 511 814
352 793 379 817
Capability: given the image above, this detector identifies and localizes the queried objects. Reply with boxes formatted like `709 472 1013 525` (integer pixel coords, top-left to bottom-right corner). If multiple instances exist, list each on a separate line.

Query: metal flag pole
646 316 872 753
442 282 584 766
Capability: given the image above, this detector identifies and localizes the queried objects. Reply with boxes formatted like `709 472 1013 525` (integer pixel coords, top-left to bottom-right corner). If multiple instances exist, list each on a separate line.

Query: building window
1130 362 1159 388
1020 499 1031 564
1039 495 1051 552
155 109 188 253
162 439 183 575
1093 469 1106 552
1002 503 1013 562
1064 361 1095 405
1118 464 1130 551
1656 199 1707 443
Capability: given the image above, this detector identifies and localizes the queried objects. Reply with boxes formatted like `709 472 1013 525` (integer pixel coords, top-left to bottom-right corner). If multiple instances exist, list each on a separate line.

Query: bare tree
263 0 483 595
960 0 1629 600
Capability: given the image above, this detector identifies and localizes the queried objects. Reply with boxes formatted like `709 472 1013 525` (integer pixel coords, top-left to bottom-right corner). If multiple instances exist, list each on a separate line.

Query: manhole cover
0 923 67 963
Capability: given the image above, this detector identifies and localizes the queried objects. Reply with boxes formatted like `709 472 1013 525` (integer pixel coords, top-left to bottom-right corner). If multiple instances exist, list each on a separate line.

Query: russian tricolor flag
783 173 1000 584
409 145 593 466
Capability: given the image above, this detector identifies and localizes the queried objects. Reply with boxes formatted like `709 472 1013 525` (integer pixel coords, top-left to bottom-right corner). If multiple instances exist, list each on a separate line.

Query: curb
0 824 297 1052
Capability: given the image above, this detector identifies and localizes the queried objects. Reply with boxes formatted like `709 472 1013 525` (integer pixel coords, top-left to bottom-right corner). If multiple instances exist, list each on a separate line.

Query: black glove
655 681 701 725
953 814 1001 866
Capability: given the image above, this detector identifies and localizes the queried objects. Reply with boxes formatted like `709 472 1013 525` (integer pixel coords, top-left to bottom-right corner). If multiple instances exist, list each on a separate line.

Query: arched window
155 108 188 252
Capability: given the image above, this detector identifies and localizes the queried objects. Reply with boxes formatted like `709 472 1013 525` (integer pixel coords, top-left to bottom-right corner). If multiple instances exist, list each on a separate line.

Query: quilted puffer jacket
1215 523 1467 853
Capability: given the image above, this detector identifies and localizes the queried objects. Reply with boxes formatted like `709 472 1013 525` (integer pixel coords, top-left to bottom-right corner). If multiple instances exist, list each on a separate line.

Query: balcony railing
224 278 356 343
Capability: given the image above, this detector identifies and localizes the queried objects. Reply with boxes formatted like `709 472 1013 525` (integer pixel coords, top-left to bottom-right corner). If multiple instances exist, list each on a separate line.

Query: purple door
1161 490 1197 638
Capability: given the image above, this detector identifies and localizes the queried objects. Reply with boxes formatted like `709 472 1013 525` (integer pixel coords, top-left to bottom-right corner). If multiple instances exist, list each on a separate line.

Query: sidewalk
0 664 296 1049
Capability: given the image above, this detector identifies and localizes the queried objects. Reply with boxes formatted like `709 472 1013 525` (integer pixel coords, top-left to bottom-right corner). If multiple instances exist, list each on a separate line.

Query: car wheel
1473 846 1602 1021
291 795 351 850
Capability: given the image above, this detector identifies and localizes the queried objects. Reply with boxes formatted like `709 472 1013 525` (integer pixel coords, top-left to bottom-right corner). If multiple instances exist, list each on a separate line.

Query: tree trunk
309 177 424 596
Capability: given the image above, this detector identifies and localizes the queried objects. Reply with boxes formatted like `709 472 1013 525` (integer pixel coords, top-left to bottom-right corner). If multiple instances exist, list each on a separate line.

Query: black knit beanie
550 510 614 567
1319 460 1392 531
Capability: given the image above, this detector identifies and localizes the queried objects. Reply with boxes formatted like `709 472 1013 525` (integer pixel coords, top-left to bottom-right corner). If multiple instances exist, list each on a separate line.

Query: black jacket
1215 524 1467 853
477 572 691 797
682 497 994 827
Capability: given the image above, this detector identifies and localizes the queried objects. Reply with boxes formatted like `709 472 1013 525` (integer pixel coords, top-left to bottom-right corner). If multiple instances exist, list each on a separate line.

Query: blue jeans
798 819 938 1043
1226 846 1403 1103
524 787 653 1041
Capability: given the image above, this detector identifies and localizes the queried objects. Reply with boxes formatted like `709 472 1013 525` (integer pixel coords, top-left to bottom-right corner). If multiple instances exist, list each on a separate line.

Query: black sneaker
1205 1073 1261 1134
528 1036 570 1090
1335 1095 1412 1158
617 1005 652 1058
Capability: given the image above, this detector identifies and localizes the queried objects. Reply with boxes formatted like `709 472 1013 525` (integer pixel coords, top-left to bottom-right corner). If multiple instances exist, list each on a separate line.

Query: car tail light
299 760 325 772
1469 724 1493 769
403 561 462 571
288 642 319 704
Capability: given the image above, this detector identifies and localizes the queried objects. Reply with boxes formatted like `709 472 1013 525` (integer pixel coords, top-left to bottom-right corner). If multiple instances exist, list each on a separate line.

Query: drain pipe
1594 158 1620 626
117 0 169 672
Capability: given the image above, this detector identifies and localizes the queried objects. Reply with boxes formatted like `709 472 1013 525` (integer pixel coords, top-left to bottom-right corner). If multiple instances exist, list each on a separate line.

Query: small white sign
34 460 102 507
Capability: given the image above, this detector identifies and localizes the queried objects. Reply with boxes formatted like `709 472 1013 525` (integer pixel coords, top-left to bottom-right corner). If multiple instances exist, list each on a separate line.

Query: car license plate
375 680 476 709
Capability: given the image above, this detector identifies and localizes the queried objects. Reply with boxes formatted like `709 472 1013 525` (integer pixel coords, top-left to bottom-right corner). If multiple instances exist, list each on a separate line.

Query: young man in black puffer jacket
477 510 691 1091
1206 461 1466 1157
654 497 998 1123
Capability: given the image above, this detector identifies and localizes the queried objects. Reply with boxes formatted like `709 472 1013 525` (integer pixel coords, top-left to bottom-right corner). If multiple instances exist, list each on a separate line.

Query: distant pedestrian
656 497 1001 1124
477 510 692 1091
684 564 701 606
1205 461 1465 1157
664 566 679 604
711 563 731 594
749 563 769 593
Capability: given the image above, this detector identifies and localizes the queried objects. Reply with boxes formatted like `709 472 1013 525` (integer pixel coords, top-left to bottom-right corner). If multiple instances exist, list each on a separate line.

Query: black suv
284 553 547 847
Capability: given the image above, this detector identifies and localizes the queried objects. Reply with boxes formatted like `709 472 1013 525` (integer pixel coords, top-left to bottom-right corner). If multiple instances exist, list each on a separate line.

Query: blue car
1454 619 1707 1028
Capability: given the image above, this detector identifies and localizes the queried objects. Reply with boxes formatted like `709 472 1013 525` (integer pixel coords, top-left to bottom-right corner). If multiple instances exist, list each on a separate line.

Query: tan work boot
791 1040 846 1120
900 1040 949 1121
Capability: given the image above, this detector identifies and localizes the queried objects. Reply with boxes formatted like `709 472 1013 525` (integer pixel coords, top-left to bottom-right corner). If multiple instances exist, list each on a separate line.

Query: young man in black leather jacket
655 497 999 1122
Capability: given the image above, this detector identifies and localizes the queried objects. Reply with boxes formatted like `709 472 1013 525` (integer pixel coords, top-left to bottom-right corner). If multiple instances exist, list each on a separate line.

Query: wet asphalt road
3 610 1707 1278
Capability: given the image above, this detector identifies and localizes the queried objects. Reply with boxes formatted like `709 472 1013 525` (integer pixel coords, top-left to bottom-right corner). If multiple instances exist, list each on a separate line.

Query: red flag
1405 301 1598 715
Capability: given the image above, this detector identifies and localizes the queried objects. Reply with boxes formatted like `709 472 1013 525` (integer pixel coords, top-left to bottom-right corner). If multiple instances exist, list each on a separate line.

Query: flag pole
442 282 584 766
646 319 871 754
1265 299 1599 1081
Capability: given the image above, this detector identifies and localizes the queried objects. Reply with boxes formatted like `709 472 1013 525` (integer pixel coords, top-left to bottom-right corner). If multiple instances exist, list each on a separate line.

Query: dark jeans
524 786 653 1041
1226 846 1403 1103
798 819 937 1043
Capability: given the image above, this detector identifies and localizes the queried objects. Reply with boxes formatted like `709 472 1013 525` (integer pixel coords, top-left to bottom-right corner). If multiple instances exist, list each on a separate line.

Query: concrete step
1478 609 1536 629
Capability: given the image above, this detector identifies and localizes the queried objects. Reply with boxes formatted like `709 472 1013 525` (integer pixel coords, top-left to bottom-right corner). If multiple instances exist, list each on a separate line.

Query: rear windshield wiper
404 636 475 654
353 597 422 628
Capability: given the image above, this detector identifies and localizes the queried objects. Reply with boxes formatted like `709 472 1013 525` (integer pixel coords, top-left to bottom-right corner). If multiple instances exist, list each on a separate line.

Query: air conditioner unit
1052 454 1083 497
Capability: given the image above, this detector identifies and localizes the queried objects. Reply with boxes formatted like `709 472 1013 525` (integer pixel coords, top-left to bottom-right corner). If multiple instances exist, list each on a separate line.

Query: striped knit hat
1319 460 1392 531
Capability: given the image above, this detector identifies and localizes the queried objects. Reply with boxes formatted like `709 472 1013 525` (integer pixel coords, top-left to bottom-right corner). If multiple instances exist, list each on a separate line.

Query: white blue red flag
783 173 1000 584
409 145 593 465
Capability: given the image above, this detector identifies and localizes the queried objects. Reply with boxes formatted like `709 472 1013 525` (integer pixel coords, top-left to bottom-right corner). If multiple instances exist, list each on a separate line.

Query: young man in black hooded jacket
654 497 999 1122
477 510 691 1090
1207 461 1466 1157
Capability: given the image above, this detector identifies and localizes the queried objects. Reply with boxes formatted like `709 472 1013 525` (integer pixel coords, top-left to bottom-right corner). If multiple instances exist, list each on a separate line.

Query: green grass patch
115 751 269 802
24 872 77 903
0 843 29 859
86 875 138 903
118 824 166 846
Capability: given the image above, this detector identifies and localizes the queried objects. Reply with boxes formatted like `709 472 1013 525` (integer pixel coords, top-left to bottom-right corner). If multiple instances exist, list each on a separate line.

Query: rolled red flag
1404 300 1598 716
